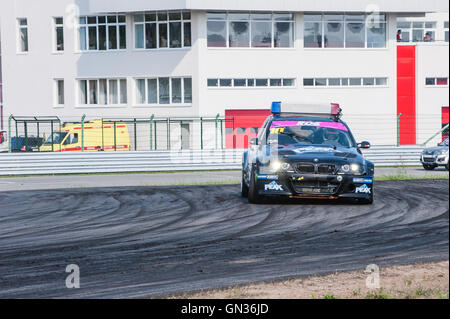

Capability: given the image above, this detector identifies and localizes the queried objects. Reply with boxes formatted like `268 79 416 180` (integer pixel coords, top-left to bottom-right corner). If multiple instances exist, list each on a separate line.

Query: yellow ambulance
39 120 130 152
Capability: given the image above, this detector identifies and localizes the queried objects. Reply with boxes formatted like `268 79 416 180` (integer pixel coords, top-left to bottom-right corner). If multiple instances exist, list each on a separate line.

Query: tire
241 171 249 198
248 167 264 204
422 164 436 170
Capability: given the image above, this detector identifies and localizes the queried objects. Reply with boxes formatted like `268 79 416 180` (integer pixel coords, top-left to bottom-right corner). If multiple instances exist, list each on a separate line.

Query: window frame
397 20 438 43
53 17 64 53
133 11 191 50
17 18 29 53
77 15 127 52
304 13 387 49
207 11 295 49
76 78 128 107
425 77 449 87
207 77 296 89
54 79 65 107
303 77 389 88
134 77 193 106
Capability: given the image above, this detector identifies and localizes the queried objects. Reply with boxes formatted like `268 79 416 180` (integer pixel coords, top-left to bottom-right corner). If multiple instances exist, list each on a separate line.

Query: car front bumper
256 172 373 199
421 154 449 166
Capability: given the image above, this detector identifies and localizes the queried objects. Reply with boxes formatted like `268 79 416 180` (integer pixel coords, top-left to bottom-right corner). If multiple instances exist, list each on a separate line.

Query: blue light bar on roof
271 101 281 114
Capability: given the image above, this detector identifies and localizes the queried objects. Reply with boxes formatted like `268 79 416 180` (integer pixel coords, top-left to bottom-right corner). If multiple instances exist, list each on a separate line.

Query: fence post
114 121 117 151
221 119 224 149
396 113 402 147
200 117 203 150
24 122 28 151
8 115 12 153
149 114 154 150
51 120 54 152
215 113 219 149
422 123 449 146
167 118 171 150
81 114 86 152
134 118 137 151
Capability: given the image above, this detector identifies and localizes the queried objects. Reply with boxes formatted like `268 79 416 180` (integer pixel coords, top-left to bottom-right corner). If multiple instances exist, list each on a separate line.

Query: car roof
272 115 342 123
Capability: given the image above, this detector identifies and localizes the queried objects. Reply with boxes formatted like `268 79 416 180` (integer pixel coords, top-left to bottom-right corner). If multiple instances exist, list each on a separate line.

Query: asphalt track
0 179 448 298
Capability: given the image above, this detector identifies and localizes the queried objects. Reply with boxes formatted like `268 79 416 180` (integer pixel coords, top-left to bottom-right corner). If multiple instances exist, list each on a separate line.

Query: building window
397 20 437 42
135 77 192 105
445 21 449 42
304 13 386 48
54 17 64 51
425 77 449 86
208 78 295 88
78 15 126 51
207 12 294 48
78 79 127 106
55 80 65 106
17 18 28 52
134 11 191 49
303 77 388 87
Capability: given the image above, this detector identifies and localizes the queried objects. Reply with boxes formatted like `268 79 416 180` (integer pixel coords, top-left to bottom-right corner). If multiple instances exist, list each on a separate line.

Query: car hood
423 146 449 154
275 145 364 164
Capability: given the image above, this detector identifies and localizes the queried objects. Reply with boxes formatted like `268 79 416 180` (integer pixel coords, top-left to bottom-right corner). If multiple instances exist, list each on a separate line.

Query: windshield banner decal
270 121 348 132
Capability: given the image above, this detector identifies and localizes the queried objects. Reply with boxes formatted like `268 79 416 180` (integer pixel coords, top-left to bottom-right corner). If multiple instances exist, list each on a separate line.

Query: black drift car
241 102 375 204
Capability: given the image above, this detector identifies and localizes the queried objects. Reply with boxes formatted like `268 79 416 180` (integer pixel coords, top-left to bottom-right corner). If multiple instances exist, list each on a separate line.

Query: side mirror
250 138 258 146
358 141 371 149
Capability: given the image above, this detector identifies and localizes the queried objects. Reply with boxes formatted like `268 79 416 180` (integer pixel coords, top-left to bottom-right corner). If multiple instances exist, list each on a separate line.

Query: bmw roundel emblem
314 158 319 163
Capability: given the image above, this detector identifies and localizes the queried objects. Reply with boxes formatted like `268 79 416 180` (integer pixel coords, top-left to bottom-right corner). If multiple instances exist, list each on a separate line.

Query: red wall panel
225 109 271 148
397 45 417 145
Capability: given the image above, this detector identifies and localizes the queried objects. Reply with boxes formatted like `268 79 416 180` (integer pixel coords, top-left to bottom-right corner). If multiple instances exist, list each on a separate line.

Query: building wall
416 43 450 145
0 0 448 147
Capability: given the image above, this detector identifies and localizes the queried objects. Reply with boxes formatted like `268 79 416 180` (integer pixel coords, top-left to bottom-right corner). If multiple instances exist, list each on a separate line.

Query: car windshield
44 132 67 144
438 138 449 146
267 120 356 148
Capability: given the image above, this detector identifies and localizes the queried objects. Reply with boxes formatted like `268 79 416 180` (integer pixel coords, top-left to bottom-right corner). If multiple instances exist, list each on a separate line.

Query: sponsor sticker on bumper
355 184 371 194
353 178 373 184
257 175 279 180
264 181 284 191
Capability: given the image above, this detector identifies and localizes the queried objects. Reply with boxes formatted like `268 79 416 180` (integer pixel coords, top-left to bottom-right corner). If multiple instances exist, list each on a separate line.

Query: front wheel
248 168 264 204
241 171 249 198
423 164 436 170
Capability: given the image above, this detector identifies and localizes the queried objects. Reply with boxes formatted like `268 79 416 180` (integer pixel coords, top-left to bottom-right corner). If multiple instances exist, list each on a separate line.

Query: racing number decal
269 127 285 135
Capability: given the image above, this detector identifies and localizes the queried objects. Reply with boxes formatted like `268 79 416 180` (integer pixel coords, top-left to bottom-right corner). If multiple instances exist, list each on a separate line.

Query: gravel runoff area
178 261 449 299
0 166 448 191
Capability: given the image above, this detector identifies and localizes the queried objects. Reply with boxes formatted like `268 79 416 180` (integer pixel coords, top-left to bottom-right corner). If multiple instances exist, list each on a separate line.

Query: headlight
340 164 350 173
339 163 363 175
270 160 292 172
270 160 282 172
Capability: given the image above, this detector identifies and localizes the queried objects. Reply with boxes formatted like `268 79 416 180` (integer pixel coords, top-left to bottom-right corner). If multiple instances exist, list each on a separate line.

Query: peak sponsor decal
355 184 371 194
264 181 284 191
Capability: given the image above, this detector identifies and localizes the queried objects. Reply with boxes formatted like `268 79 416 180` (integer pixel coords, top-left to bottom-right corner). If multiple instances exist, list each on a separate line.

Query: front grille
423 157 435 163
295 163 336 175
292 180 339 195
318 164 336 174
296 163 315 174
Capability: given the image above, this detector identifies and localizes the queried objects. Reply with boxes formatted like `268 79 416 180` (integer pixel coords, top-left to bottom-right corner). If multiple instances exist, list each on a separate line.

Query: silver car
420 137 449 171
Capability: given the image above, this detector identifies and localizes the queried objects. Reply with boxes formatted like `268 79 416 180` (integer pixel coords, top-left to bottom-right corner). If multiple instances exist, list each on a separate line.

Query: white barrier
0 146 425 176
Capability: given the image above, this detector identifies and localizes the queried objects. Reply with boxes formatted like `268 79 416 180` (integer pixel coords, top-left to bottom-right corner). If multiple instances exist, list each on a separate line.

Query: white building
0 0 448 149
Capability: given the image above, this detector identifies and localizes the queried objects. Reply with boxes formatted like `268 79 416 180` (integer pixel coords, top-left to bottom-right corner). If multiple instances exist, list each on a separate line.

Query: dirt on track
0 179 448 298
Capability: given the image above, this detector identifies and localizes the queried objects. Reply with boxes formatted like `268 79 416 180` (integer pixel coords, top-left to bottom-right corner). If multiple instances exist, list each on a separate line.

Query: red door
397 45 417 145
225 109 271 148
442 107 449 140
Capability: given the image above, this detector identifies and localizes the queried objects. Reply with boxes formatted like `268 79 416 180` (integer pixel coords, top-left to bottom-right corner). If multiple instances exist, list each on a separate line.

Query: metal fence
0 146 427 176
6 114 449 153
6 115 236 152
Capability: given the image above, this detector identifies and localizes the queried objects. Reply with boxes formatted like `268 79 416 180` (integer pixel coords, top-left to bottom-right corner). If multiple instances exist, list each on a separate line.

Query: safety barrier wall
0 145 427 176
